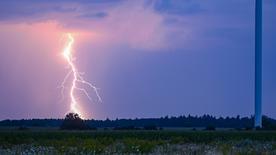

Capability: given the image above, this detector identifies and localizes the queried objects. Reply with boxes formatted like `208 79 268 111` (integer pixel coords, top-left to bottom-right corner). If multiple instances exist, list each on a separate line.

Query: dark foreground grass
0 130 276 154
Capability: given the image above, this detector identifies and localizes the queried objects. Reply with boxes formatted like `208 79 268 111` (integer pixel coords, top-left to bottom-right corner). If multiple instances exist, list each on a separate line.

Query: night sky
0 0 275 120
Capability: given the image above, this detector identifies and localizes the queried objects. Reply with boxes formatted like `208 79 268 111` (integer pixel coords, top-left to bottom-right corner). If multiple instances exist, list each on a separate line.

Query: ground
0 128 276 154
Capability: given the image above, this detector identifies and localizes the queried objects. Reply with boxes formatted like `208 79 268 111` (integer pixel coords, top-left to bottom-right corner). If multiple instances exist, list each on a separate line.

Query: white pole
254 0 262 128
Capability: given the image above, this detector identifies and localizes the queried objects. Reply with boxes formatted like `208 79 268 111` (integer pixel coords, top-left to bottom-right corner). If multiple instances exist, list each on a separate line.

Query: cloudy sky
0 0 275 119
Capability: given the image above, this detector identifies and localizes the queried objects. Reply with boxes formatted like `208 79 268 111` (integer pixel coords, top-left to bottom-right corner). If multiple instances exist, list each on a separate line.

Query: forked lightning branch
60 33 101 117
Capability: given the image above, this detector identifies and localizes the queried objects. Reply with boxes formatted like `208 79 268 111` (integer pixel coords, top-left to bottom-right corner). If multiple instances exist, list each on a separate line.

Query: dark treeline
89 115 254 128
0 119 63 127
0 115 276 129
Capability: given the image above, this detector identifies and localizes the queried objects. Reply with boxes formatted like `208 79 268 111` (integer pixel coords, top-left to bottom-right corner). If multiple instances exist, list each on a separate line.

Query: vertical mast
254 0 262 128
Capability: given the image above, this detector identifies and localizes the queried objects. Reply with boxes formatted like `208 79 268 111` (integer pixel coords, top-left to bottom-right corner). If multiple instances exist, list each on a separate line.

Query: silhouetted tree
262 116 276 130
60 113 90 130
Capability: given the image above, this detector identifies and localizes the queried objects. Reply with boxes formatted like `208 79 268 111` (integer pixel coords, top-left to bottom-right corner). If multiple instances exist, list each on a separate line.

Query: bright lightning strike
60 33 101 118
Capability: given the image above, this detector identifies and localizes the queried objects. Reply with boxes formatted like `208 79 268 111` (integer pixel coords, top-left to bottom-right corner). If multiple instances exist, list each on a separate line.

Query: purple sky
0 0 275 120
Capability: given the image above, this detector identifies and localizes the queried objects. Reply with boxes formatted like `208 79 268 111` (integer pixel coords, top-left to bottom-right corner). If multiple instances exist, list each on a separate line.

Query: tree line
0 114 275 130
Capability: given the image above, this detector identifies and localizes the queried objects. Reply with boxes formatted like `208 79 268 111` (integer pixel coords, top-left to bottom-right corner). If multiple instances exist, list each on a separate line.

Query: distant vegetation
1 113 276 154
0 115 276 130
60 113 90 130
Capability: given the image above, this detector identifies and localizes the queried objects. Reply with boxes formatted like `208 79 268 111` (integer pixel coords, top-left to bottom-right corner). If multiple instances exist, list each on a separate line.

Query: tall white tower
254 0 262 128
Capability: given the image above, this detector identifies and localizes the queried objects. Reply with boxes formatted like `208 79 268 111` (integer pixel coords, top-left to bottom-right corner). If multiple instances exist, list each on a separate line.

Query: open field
0 129 276 154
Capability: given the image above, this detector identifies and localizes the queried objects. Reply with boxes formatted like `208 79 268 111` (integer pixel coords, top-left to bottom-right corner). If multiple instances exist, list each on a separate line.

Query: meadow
0 129 276 154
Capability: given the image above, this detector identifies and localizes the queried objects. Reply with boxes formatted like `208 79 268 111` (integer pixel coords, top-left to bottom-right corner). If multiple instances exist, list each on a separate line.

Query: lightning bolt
60 33 102 118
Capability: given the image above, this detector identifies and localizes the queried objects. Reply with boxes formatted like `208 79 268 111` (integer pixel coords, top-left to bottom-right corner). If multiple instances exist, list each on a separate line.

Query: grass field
0 129 276 154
